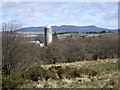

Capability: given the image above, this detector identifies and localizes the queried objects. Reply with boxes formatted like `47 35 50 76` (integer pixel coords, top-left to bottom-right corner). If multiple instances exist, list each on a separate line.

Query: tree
100 30 106 33
2 20 33 76
108 30 113 33
53 32 58 43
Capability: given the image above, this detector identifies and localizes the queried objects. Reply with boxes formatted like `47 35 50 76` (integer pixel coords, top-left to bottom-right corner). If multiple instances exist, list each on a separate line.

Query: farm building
29 41 44 47
29 25 53 47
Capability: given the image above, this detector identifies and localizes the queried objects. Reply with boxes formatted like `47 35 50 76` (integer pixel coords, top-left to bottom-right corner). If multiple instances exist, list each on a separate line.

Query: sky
1 2 118 29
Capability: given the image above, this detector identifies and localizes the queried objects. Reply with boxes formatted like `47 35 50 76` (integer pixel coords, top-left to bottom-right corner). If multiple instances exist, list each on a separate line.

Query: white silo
44 25 52 46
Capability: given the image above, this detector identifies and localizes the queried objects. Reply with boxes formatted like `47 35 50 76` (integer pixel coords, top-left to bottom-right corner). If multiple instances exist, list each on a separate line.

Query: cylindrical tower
44 25 52 46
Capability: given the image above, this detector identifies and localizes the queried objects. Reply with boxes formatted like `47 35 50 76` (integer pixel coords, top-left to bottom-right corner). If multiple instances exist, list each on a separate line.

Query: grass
21 59 119 88
57 33 117 39
57 33 78 39
41 58 118 69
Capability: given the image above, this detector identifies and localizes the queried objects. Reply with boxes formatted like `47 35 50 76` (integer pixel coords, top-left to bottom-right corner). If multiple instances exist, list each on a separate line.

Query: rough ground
21 59 119 88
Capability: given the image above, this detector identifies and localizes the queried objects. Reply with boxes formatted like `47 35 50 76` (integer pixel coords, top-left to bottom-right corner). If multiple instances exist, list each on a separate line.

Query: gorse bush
22 66 99 82
78 67 98 76
2 72 25 88
23 67 48 81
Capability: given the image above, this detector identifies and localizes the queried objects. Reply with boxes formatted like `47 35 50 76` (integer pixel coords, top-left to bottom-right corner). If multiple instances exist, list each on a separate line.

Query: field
21 59 119 88
57 33 116 39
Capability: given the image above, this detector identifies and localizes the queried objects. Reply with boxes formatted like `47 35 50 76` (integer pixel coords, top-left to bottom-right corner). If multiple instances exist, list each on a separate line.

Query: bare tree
2 20 32 76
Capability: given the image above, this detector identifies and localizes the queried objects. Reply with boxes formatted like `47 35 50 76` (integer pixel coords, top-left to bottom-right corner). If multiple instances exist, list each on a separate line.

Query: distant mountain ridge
19 25 118 33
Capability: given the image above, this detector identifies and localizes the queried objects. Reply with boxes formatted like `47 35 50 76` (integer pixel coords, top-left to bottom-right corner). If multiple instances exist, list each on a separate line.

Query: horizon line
22 24 118 30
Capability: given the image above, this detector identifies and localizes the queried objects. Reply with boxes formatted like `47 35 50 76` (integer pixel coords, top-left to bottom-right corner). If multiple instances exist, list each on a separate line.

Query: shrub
48 66 64 79
2 72 25 88
70 68 82 78
22 65 99 82
77 67 98 76
48 66 98 79
47 71 60 80
49 66 62 72
23 66 48 81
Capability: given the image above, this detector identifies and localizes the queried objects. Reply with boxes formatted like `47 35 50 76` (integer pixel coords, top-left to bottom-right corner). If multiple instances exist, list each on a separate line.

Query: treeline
85 30 114 34
55 31 78 35
41 33 118 64
23 33 118 65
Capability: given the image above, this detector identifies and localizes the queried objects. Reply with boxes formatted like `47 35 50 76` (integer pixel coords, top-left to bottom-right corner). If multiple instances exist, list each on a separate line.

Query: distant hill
19 25 118 33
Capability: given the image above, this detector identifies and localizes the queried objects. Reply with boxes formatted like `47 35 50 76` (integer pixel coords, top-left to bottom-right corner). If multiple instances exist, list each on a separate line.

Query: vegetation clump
2 72 25 88
22 65 99 82
22 67 48 81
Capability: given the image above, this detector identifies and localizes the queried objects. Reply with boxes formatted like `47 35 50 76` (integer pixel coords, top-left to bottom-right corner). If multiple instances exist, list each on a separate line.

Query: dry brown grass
41 58 118 69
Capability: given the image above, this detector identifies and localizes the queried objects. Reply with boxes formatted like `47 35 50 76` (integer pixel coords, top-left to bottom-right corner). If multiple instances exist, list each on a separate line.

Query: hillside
20 59 119 88
19 25 118 33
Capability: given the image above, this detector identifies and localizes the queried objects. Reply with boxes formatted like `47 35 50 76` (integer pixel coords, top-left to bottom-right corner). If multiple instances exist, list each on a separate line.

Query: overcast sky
1 2 118 29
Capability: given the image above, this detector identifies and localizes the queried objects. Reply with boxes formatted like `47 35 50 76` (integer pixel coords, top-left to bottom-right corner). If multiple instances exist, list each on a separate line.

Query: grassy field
57 33 116 39
21 59 119 88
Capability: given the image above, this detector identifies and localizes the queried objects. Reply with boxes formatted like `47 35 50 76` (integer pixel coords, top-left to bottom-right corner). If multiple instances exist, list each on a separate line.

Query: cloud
1 2 118 29
1 0 119 2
